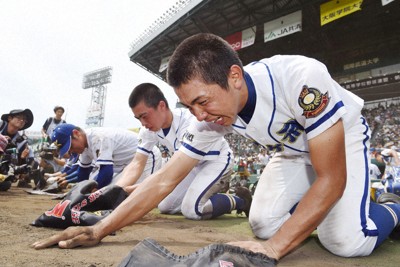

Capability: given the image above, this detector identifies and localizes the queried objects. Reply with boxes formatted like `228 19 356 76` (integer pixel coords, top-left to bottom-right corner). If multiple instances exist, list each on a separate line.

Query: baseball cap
0 134 8 153
51 123 76 158
1 109 34 130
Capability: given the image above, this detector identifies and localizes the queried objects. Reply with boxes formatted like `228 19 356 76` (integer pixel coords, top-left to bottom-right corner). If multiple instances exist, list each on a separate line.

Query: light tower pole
82 66 113 127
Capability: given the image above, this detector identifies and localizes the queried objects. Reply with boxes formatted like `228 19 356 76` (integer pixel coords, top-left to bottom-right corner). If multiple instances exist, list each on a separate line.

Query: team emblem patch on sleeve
298 85 329 118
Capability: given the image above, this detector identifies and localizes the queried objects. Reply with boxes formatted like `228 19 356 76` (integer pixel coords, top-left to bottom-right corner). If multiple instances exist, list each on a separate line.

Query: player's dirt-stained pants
158 156 233 220
249 116 379 257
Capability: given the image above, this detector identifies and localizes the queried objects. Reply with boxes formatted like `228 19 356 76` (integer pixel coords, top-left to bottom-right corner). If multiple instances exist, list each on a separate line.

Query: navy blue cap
51 123 76 158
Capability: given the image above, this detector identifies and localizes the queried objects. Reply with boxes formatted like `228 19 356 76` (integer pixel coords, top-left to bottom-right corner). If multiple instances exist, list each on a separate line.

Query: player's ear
228 65 244 89
158 100 167 110
71 129 80 139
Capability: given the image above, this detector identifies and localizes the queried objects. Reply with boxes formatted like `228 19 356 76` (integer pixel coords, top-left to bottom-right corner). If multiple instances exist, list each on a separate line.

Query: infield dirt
0 184 399 267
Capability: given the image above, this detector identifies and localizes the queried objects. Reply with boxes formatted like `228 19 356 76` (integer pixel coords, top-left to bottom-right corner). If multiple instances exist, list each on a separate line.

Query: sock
209 194 244 218
370 202 399 248
385 202 400 217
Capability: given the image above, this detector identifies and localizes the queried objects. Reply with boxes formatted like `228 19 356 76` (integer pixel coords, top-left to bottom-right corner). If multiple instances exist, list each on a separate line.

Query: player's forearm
268 174 345 259
116 155 147 187
95 171 176 238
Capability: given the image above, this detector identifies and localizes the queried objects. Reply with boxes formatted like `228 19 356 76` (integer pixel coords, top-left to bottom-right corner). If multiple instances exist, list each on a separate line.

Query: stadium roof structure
129 0 400 102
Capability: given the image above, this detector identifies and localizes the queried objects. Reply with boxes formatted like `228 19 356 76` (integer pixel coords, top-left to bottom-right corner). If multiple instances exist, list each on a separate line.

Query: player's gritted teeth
213 117 224 125
204 116 222 124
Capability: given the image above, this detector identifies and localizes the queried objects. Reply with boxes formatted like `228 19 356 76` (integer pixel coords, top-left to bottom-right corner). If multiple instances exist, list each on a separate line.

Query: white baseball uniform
179 55 384 257
137 108 233 220
78 127 161 185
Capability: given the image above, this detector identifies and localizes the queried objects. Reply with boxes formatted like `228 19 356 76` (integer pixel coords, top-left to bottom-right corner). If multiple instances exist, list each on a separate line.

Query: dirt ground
1 184 400 267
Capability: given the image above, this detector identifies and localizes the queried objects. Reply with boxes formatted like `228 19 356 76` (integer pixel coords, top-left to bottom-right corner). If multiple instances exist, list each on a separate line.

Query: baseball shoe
376 192 400 204
376 192 400 240
235 186 252 217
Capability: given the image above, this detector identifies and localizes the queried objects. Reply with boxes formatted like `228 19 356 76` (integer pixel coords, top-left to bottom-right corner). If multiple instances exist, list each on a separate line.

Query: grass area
151 209 253 236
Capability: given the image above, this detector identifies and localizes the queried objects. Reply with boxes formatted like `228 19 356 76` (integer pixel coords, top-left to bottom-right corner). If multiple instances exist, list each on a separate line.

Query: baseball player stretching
116 83 251 220
51 124 161 189
33 34 400 263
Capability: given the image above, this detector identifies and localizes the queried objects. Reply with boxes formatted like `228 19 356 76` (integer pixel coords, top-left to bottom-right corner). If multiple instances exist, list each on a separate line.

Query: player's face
69 130 86 154
175 77 242 126
132 101 165 132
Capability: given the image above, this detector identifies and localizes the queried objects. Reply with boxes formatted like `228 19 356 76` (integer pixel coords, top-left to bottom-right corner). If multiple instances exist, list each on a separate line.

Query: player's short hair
167 33 243 90
129 83 169 109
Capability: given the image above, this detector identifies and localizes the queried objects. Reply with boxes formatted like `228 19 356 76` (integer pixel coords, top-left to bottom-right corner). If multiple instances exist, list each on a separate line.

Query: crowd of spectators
225 100 400 179
362 102 400 149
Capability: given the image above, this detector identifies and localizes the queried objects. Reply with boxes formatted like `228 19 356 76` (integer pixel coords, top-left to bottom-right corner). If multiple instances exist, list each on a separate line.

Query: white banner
382 0 395 5
264 10 302 43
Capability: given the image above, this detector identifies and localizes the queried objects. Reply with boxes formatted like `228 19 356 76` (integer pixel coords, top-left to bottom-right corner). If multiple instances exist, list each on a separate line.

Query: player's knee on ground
318 231 375 257
180 203 203 220
157 200 181 215
249 212 289 239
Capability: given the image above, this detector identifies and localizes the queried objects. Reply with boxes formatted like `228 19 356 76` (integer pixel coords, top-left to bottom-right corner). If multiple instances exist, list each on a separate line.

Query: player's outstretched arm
31 226 100 249
31 151 199 250
115 153 148 187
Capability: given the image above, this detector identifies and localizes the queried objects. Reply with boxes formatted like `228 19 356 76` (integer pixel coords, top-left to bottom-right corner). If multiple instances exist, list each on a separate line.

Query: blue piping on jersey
231 123 246 129
149 151 156 173
174 109 184 150
181 142 220 156
243 61 307 153
137 147 157 173
359 116 379 237
194 151 232 217
138 146 152 154
305 101 345 134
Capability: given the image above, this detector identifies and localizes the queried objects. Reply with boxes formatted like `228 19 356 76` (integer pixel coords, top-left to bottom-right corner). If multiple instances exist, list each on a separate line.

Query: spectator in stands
370 147 386 178
258 149 270 170
369 163 381 180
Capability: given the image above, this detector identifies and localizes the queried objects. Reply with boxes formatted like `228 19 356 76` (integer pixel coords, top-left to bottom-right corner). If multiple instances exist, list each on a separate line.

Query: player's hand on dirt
31 226 101 249
56 177 68 188
227 240 279 260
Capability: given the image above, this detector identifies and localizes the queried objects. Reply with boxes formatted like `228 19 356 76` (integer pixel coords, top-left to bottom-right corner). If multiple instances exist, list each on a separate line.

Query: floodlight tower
82 66 113 127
